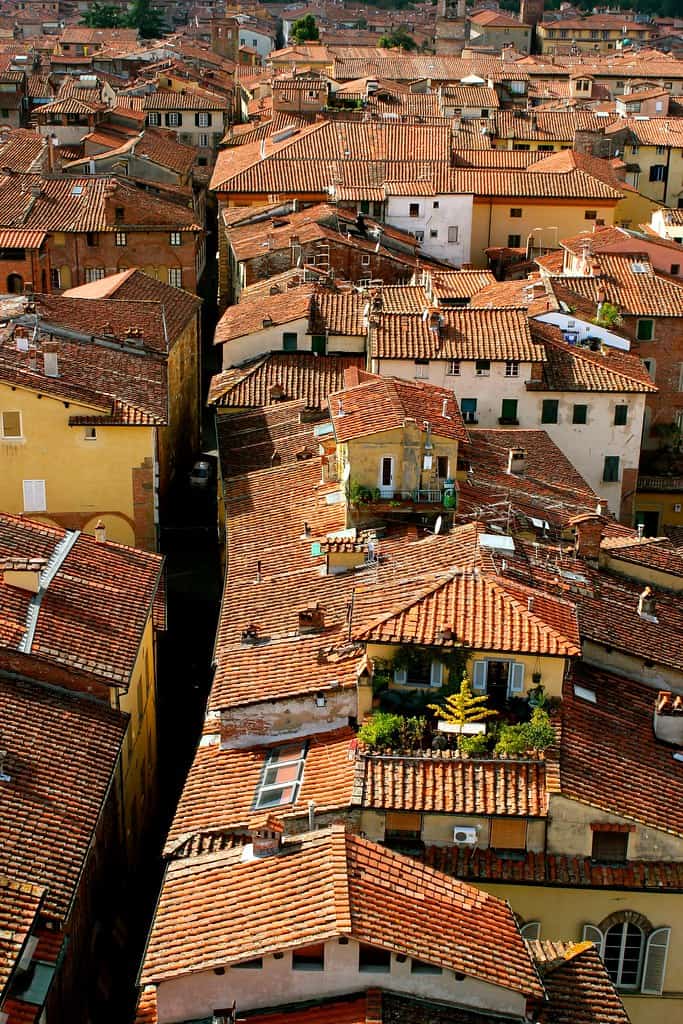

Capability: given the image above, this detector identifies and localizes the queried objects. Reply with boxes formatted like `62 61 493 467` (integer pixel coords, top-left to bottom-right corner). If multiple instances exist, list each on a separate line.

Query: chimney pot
298 602 324 634
637 586 657 621
507 447 526 475
94 519 106 543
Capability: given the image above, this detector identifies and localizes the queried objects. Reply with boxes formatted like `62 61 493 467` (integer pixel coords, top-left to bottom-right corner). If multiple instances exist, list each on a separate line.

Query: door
379 456 394 498
634 510 660 537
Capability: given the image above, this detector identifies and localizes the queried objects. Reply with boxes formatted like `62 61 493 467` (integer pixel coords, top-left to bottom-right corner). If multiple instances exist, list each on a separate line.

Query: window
361 253 370 267
414 358 429 379
631 144 639 155
85 267 104 282
656 145 666 156
168 268 182 288
585 210 597 220
507 234 521 248
385 811 421 840
166 112 181 127
198 133 209 147
520 922 541 940
1 411 21 438
115 231 127 246
672 264 680 275
604 923 644 989
500 398 518 424
414 231 424 242
603 455 620 482
409 203 420 218
86 232 98 247
642 357 655 381
433 201 439 209
429 228 438 239
636 319 654 341
592 829 628 863
170 231 182 246
115 206 124 222
541 399 558 424
197 112 210 127
232 958 263 969
573 404 587 425
411 959 442 975
84 426 97 441
23 479 46 512
490 818 527 851
505 360 519 377
472 659 524 699
393 657 442 689
510 208 522 218
359 945 391 973
292 944 324 971
448 225 459 243
254 741 307 809
147 112 160 126
475 358 490 376
50 267 61 290
447 359 460 375
614 405 628 426
461 397 477 423
649 165 666 183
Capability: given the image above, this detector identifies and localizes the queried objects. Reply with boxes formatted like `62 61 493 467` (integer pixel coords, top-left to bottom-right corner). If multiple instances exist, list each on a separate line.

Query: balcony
638 475 683 492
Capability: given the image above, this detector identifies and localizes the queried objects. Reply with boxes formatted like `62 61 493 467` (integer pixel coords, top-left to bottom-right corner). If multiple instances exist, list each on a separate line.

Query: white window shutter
472 661 487 692
430 661 443 688
520 921 541 941
393 667 407 685
582 924 605 956
509 662 525 695
23 479 46 513
641 927 670 995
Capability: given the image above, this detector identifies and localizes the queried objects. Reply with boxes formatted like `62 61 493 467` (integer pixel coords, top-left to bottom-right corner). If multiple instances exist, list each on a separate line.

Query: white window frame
472 659 524 697
378 455 394 497
170 231 182 246
361 253 371 267
393 659 443 689
197 111 210 128
414 359 429 380
447 359 460 376
505 360 519 377
115 231 127 247
167 112 180 128
448 225 459 243
475 359 491 377
198 133 209 148
1 410 22 439
520 921 541 941
85 267 104 282
84 426 97 441
147 112 160 126
50 267 61 290
168 268 182 288
23 479 46 512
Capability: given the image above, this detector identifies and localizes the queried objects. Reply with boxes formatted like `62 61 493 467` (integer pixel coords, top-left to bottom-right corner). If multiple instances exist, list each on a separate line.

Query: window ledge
1 436 25 444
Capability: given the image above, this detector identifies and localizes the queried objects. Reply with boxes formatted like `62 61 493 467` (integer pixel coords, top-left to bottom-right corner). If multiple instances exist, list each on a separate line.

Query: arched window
7 273 23 294
603 921 644 989
583 914 670 994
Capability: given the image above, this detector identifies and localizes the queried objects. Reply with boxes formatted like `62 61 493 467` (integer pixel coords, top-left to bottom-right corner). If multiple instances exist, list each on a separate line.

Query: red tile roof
328 374 468 443
530 941 629 1024
371 308 544 363
165 727 356 856
0 130 46 173
547 254 683 318
530 321 657 393
356 751 550 817
0 674 127 922
245 994 368 1024
0 514 163 688
216 400 326 476
0 877 44 998
214 288 314 345
209 353 365 408
600 535 683 576
141 826 543 998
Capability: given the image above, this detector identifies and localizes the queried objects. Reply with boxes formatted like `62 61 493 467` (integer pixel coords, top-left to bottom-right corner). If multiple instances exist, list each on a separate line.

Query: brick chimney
571 513 604 563
298 602 325 634
507 447 526 475
249 815 284 858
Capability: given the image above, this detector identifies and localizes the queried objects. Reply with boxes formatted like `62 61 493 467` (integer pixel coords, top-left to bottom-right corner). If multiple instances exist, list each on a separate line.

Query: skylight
574 684 597 704
254 740 308 809
71 184 83 196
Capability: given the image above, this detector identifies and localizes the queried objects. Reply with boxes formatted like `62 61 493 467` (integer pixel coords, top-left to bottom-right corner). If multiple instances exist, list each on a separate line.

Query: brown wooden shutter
489 818 527 850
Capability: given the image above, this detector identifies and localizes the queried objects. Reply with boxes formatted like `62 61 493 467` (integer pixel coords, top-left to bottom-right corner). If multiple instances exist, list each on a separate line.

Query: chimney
441 397 450 418
94 519 106 543
249 815 284 858
507 448 526 475
269 382 285 401
637 586 657 621
28 345 38 371
527 596 534 613
308 800 316 831
654 691 683 746
336 399 345 417
298 602 324 634
572 514 603 563
42 340 58 377
241 624 259 645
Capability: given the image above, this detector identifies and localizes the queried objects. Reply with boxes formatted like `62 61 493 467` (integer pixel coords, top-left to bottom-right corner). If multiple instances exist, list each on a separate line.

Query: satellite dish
342 463 351 484
434 515 442 536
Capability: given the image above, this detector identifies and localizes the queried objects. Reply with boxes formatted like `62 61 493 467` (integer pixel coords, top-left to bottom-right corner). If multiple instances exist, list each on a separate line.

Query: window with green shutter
282 332 298 352
603 456 620 482
636 319 654 341
572 404 587 424
500 399 518 424
614 405 628 426
541 399 558 424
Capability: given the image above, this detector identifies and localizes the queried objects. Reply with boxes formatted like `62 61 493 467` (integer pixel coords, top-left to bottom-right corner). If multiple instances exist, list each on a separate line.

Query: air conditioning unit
453 826 478 846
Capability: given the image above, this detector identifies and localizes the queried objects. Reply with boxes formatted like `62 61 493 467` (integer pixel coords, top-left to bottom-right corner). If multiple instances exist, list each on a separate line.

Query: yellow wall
547 794 683 861
114 614 159 863
470 198 617 266
343 426 459 498
0 382 155 546
634 491 683 532
361 807 547 851
481 881 683 1024
626 145 683 207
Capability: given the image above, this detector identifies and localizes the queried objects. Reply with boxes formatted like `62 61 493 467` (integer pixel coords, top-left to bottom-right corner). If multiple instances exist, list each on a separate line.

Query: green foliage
459 733 489 757
494 708 555 756
429 674 496 751
494 723 528 756
593 301 622 328
81 2 122 27
378 26 418 51
354 16 368 28
126 0 165 38
358 712 426 750
348 480 379 504
291 14 319 43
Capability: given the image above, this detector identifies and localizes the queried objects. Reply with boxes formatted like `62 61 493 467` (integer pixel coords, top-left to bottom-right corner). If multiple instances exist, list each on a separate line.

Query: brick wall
132 456 157 551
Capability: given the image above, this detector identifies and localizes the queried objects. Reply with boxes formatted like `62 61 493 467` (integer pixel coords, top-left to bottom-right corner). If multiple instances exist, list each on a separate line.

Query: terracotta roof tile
0 877 44 998
209 353 364 408
548 254 683 318
530 941 629 1024
141 827 543 998
0 674 127 922
371 308 544 362
244 994 368 1024
0 130 46 173
216 400 326 476
329 374 468 443
530 321 657 393
600 535 683 576
214 288 314 346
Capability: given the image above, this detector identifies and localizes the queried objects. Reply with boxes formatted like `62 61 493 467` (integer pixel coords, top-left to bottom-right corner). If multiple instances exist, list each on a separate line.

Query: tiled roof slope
216 400 325 476
600 535 683 577
35 293 169 352
530 322 657 393
0 877 44 998
141 826 543 998
245 994 368 1024
328 375 468 442
561 665 683 838
425 846 683 891
0 130 46 173
63 268 201 345
547 255 683 318
358 571 580 656
209 353 365 408
165 728 356 855
356 753 549 817
214 288 314 345
0 514 163 687
0 675 127 922
530 941 630 1024
371 308 543 362
0 175 200 233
